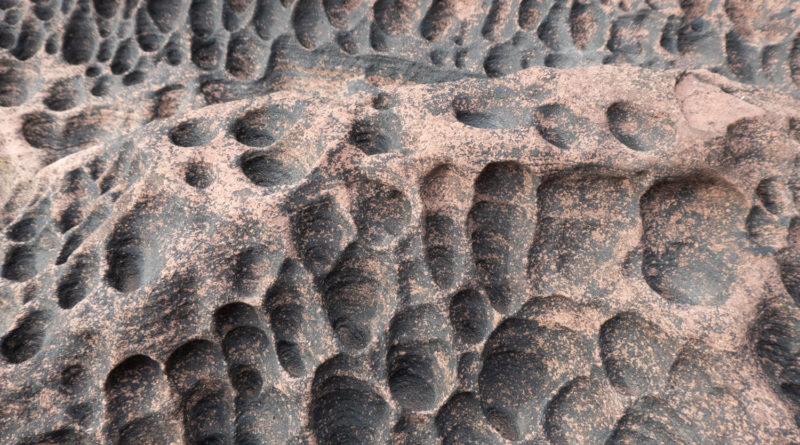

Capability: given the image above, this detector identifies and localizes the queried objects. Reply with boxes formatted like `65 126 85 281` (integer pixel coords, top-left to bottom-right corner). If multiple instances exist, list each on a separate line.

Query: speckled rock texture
1 0 800 444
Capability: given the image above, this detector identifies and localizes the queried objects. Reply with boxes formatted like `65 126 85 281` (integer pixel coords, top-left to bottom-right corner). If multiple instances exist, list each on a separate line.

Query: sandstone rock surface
1 0 800 443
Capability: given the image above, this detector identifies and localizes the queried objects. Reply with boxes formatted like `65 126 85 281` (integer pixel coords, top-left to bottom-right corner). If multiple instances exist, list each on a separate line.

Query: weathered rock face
1 0 800 444
0 0 798 201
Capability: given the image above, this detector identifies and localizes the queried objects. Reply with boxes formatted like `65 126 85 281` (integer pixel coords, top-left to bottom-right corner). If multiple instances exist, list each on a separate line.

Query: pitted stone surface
1 0 800 444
